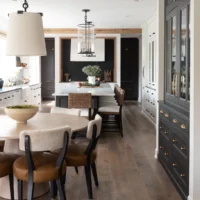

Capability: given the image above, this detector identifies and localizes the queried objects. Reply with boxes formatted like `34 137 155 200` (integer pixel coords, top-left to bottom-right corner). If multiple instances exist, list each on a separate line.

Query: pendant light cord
22 0 29 12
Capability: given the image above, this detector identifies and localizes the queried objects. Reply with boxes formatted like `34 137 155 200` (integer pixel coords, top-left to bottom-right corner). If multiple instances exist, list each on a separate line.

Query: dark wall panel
62 39 114 82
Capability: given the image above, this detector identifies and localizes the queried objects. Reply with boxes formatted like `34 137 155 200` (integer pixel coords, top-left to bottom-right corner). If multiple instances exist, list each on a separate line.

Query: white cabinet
0 84 42 108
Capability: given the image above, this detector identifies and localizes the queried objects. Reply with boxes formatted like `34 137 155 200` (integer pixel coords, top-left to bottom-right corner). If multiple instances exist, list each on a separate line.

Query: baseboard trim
154 148 158 159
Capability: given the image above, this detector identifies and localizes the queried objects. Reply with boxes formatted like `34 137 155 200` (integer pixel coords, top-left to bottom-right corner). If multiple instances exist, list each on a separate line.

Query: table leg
0 139 49 199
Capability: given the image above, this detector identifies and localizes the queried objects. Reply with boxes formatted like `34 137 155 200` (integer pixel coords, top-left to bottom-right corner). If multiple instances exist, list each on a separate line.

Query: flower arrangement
82 65 101 77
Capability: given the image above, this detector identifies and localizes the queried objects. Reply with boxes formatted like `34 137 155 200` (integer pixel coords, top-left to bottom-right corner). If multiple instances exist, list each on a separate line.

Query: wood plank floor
3 101 181 200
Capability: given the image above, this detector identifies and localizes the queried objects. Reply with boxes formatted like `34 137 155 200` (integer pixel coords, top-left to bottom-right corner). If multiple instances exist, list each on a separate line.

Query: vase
88 76 96 85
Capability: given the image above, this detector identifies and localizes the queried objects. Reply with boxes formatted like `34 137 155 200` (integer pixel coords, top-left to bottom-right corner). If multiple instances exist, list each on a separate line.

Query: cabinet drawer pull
172 163 177 167
159 146 164 149
180 147 186 151
180 124 186 129
164 152 168 156
172 139 177 143
160 110 164 114
173 119 178 124
165 113 169 118
180 174 185 177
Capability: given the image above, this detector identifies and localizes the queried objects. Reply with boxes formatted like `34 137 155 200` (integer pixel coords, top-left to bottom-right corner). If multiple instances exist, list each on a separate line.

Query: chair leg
71 132 77 139
56 177 66 200
75 167 79 174
84 164 93 199
91 162 99 187
50 181 57 198
18 179 23 200
62 172 66 184
27 179 35 200
119 114 123 138
9 174 14 200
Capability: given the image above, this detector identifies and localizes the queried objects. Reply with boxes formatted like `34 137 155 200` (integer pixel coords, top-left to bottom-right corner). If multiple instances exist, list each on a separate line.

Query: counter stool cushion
66 144 96 166
0 153 19 177
13 153 66 183
98 106 120 114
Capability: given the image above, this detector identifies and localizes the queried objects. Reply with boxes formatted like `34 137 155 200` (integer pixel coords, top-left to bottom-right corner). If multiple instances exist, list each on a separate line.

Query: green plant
82 65 101 76
6 105 37 109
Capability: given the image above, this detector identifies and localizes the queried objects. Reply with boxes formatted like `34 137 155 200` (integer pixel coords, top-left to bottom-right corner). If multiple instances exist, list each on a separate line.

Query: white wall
44 33 121 93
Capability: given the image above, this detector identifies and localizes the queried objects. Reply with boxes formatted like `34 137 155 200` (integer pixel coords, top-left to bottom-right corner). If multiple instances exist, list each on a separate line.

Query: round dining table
0 112 89 199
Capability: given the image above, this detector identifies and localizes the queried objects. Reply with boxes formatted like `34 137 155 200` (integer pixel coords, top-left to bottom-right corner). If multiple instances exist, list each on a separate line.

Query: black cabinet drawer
171 146 189 196
159 106 170 121
170 113 189 134
159 121 170 141
172 128 189 159
159 136 170 167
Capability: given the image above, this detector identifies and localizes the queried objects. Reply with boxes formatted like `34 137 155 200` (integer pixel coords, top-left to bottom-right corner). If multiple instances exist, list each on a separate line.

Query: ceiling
0 0 157 31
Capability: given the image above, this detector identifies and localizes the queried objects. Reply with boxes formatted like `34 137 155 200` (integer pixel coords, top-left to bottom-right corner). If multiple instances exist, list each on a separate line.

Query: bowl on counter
4 105 38 124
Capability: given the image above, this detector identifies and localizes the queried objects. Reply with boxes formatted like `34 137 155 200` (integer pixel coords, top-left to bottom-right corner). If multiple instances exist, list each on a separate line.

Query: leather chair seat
0 153 19 177
66 144 97 166
13 153 66 183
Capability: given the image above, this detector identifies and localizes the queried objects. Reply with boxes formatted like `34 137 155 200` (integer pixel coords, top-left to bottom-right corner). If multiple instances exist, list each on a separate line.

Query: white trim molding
189 0 200 200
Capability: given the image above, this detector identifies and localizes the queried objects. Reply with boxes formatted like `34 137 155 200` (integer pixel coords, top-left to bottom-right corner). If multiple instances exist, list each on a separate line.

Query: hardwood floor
4 101 181 200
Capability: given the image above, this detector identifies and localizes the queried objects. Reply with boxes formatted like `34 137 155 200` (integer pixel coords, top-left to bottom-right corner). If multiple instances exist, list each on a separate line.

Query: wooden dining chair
50 106 81 116
0 153 19 200
13 127 70 200
68 93 93 120
98 88 125 137
65 114 102 199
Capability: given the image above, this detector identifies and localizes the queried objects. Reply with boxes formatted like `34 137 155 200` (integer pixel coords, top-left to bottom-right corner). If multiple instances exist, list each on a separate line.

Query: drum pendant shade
6 12 46 56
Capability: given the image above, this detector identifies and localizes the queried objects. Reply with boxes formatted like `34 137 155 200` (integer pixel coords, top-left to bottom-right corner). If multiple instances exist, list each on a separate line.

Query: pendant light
77 9 95 57
6 0 46 56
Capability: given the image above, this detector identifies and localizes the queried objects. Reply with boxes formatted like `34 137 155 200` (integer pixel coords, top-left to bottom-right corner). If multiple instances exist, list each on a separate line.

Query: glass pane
171 16 178 96
188 6 190 101
180 8 187 99
166 20 171 93
149 43 152 83
152 41 154 83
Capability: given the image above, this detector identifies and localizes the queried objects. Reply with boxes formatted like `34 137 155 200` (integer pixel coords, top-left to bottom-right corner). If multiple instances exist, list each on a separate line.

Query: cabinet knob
180 174 185 177
172 163 177 167
159 146 164 149
160 110 164 114
164 152 168 156
164 131 168 134
172 139 177 143
159 126 163 130
180 124 186 129
164 113 169 118
173 119 178 124
180 147 186 151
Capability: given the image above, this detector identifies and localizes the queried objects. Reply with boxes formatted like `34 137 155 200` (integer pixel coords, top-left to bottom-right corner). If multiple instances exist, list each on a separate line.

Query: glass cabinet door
180 7 187 99
171 15 178 97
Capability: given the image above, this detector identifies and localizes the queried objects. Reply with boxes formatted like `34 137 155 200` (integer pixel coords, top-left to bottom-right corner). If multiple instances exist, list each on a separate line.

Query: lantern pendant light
77 9 95 57
6 0 47 56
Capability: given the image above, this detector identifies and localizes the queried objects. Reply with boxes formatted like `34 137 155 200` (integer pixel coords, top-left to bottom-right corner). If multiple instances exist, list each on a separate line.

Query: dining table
0 112 89 199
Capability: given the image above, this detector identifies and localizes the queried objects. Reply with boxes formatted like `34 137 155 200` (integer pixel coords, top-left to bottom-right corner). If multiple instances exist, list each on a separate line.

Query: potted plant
4 105 38 124
82 65 101 85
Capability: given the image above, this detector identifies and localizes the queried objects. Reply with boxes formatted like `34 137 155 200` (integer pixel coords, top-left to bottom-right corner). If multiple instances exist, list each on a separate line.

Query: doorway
41 38 55 100
121 38 139 100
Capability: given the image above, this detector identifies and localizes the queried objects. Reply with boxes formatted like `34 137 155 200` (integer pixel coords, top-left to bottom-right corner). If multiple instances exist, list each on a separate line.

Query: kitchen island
52 82 115 108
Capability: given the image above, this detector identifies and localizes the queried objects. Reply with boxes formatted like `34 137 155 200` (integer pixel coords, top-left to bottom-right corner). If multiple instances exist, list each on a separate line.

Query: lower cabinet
142 86 156 123
0 84 42 108
158 101 189 200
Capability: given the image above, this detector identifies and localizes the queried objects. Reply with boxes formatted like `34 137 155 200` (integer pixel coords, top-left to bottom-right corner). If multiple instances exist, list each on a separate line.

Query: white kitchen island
52 82 115 109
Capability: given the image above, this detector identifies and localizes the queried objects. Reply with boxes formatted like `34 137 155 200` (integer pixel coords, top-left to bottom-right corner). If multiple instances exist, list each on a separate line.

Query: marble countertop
53 82 115 97
0 83 41 94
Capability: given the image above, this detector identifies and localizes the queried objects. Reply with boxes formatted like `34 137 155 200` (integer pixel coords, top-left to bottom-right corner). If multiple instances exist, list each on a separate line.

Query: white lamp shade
6 12 47 56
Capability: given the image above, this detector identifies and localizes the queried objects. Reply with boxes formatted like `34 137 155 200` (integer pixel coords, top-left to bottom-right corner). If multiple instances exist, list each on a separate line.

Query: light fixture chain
22 0 29 12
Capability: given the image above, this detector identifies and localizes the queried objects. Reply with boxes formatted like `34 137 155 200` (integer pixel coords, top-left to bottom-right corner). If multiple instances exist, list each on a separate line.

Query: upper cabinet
148 32 156 88
165 0 190 111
